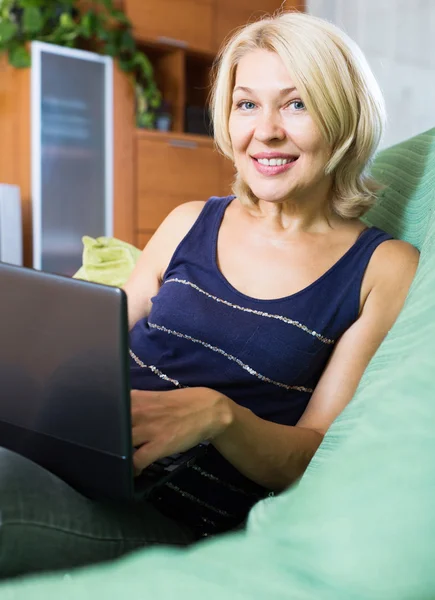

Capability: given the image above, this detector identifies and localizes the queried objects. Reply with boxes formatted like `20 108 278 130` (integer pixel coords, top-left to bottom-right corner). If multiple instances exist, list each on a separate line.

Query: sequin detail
129 349 184 388
191 465 262 498
165 278 334 345
164 482 234 517
148 322 313 393
199 516 218 529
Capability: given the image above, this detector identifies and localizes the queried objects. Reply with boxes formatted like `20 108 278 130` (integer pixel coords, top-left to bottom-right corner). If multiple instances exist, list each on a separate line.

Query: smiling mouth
253 157 298 166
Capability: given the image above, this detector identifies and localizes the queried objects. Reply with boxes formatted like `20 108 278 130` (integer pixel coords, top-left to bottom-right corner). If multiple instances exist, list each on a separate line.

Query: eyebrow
232 86 297 95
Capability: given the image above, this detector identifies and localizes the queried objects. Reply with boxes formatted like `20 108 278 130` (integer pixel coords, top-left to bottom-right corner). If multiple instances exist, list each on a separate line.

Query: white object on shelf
0 184 23 267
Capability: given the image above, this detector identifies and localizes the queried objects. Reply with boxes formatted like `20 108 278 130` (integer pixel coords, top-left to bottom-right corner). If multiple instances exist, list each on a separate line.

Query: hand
131 387 233 474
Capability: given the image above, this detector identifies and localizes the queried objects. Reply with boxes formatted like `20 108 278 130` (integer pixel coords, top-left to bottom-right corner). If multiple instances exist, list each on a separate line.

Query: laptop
0 262 207 502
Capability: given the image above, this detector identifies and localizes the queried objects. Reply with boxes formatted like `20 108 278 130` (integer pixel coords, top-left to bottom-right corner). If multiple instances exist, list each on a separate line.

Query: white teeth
257 158 295 166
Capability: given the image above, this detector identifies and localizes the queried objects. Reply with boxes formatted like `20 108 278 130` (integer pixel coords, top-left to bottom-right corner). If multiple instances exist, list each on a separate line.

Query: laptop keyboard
144 453 185 479
134 443 209 496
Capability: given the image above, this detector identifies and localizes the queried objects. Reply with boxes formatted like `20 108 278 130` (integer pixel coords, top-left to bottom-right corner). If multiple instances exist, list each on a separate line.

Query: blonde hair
210 11 386 219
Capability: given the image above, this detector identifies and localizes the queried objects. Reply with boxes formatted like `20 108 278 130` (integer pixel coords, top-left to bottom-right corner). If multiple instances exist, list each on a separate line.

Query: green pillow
362 127 435 249
301 127 435 479
73 236 141 288
2 129 435 599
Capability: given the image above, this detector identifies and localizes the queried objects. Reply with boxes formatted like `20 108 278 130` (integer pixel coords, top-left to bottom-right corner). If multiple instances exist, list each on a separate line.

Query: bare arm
123 201 205 330
211 240 420 490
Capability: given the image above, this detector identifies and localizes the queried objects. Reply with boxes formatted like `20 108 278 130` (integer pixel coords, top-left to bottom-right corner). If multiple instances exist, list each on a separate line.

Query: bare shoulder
139 200 206 280
143 200 206 254
160 200 206 233
363 238 419 316
370 239 420 282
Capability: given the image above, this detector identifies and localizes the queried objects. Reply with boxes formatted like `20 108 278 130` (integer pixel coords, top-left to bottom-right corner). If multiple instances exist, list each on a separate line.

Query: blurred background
0 0 433 275
308 0 435 148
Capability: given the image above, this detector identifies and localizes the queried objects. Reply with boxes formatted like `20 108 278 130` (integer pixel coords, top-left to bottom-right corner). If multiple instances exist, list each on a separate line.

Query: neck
235 177 339 234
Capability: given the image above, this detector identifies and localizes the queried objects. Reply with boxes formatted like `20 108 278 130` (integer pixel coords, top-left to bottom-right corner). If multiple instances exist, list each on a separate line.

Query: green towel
73 236 141 288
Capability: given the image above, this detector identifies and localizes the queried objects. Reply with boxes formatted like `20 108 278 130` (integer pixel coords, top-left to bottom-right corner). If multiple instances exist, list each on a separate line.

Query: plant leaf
59 12 75 29
119 58 133 72
120 30 135 52
19 0 45 7
133 53 154 79
9 45 31 68
79 11 97 38
137 111 155 129
22 6 43 33
111 10 130 26
104 43 118 57
0 21 18 44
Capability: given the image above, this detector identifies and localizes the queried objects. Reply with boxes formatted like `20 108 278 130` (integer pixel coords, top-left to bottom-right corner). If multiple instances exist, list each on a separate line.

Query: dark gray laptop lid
0 263 131 458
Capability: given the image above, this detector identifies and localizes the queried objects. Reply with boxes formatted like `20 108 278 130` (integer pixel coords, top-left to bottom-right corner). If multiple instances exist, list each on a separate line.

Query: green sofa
1 128 435 599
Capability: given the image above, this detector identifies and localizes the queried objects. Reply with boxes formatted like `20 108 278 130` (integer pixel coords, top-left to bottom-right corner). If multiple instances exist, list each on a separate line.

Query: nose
254 109 286 143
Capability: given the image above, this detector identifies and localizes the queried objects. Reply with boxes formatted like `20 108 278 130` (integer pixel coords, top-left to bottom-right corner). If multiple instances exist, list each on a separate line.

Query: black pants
0 448 196 579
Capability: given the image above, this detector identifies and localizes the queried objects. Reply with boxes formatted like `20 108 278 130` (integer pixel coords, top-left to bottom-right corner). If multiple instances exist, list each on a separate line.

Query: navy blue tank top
129 196 393 536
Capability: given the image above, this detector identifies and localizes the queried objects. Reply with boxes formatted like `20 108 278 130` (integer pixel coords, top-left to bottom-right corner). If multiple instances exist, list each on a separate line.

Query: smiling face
229 49 333 207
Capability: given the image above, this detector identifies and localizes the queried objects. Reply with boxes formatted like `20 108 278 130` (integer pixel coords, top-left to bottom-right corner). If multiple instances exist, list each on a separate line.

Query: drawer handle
169 139 198 149
157 36 188 48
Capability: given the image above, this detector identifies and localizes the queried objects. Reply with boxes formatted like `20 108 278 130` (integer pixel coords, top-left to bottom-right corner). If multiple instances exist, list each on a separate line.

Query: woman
0 11 418 577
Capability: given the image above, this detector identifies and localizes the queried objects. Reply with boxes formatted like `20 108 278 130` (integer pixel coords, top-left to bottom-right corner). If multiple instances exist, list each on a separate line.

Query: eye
289 100 306 111
236 100 257 111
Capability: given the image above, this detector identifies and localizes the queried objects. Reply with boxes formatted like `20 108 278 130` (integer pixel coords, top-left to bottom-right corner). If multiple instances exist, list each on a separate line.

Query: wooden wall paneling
214 0 280 51
284 0 305 11
123 0 214 53
0 57 31 266
18 66 31 267
136 230 154 250
214 0 305 51
113 62 135 245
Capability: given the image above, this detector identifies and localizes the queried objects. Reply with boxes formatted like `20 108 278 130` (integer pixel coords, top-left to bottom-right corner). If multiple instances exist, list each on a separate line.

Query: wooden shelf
134 36 216 61
135 128 214 146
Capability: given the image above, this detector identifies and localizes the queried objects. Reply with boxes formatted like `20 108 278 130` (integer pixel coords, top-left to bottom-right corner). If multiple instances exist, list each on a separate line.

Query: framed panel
31 42 113 276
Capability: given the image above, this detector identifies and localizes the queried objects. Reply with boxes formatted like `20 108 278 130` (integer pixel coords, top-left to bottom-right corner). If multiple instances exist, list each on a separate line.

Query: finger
133 442 163 473
132 425 150 448
130 390 149 427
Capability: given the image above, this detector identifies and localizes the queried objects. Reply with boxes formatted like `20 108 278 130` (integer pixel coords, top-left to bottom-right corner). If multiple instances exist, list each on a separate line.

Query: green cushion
362 128 435 249
300 127 435 479
2 129 435 598
73 236 141 288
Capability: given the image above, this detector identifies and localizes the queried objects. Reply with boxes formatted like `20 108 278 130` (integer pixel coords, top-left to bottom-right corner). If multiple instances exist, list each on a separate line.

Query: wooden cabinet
135 131 221 244
134 131 235 247
214 0 302 50
123 0 215 53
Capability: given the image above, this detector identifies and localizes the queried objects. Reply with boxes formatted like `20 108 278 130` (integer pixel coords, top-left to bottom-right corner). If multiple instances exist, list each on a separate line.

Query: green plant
0 0 161 128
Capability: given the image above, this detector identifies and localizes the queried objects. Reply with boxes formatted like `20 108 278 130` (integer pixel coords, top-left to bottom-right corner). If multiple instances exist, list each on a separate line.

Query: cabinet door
124 0 214 53
214 0 303 51
136 135 221 235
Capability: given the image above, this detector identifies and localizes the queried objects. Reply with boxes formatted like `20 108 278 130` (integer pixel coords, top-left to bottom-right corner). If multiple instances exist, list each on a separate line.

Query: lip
251 155 298 176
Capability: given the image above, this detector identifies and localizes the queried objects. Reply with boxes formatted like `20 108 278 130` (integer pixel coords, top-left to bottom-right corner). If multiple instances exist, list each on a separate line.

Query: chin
249 185 297 204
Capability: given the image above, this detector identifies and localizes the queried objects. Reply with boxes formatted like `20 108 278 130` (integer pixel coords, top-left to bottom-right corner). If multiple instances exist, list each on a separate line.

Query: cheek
286 116 326 153
229 117 252 152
